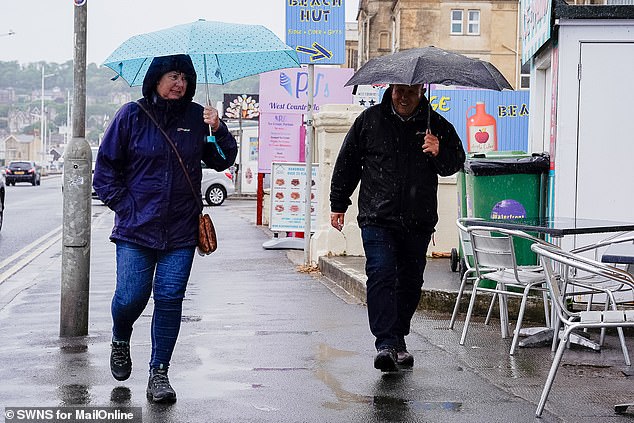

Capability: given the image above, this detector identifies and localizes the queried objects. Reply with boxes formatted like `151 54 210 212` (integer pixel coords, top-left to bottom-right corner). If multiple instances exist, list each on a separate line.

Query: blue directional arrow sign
285 0 345 65
296 42 333 62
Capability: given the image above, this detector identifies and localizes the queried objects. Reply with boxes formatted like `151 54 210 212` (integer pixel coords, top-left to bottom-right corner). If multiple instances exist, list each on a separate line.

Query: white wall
552 20 634 248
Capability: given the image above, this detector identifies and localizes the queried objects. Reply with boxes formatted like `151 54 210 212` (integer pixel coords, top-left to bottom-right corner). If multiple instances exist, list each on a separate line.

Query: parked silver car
201 162 235 206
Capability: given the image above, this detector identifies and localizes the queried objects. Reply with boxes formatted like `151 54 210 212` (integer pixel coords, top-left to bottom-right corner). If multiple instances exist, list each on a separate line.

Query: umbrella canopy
103 19 300 87
345 46 512 91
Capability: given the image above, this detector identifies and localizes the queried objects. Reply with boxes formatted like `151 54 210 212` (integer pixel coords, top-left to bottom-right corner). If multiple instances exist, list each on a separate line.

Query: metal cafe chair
459 226 551 356
531 243 634 417
449 218 498 329
550 233 634 362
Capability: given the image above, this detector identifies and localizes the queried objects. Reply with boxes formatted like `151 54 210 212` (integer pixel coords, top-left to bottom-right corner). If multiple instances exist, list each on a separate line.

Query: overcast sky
1 0 359 65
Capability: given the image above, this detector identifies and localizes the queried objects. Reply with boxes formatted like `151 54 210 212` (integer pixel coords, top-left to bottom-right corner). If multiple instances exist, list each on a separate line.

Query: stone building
344 22 359 69
356 0 524 88
1 134 38 165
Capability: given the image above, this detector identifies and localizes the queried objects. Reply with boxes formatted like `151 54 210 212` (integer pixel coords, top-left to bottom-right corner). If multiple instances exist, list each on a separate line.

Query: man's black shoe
146 368 176 403
397 350 414 367
374 348 398 372
110 340 131 381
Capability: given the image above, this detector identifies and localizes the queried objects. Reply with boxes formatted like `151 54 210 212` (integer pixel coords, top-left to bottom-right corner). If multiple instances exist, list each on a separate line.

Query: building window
467 10 480 35
451 10 463 34
378 32 391 51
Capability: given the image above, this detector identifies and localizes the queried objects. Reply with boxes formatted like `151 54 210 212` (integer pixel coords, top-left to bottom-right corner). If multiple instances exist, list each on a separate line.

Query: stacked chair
560 234 634 361
458 226 551 356
531 243 634 417
449 219 498 330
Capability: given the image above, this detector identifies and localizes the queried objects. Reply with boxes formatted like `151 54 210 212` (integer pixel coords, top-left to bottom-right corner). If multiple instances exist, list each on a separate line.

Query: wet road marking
0 226 62 284
0 209 111 285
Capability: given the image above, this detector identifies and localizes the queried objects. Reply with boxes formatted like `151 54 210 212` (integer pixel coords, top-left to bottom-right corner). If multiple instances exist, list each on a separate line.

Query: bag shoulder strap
136 100 203 209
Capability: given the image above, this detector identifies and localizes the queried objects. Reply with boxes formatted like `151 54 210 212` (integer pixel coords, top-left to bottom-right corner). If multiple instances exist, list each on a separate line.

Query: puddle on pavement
252 367 311 371
316 368 373 407
316 343 356 361
57 384 91 405
504 355 541 379
110 387 131 404
314 343 462 414
373 396 462 412
255 330 317 335
315 344 370 409
58 337 89 354
60 344 88 354
173 346 259 399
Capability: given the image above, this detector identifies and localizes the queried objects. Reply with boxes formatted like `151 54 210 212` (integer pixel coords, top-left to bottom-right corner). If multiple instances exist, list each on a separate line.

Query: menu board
269 162 318 232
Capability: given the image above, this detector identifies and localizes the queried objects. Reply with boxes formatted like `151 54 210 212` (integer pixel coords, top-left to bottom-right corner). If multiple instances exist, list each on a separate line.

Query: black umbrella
345 46 513 127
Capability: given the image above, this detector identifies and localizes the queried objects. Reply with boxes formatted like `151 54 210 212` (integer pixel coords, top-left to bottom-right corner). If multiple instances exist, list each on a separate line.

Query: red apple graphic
474 129 489 144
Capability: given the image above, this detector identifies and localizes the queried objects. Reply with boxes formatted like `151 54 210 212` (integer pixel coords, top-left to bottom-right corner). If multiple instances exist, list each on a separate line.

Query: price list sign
269 162 318 232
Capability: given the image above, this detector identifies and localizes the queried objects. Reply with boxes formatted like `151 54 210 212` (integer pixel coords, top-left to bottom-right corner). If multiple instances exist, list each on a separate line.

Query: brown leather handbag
197 213 217 255
137 101 217 255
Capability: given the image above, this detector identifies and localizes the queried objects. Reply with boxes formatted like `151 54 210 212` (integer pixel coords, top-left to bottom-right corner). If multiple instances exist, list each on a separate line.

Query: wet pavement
0 198 632 422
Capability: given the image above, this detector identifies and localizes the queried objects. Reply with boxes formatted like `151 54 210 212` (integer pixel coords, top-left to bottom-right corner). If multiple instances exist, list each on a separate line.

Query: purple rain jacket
93 55 237 250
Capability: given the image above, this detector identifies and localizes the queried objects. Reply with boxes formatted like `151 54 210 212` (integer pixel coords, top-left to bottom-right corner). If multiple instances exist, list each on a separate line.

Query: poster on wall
258 113 303 173
269 162 318 232
345 86 529 153
353 84 387 108
223 94 260 120
432 89 530 153
259 67 354 114
241 160 258 193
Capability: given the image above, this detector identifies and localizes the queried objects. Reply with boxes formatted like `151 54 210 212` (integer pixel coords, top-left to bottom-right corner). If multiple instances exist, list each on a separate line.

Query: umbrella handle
427 83 432 131
202 54 226 160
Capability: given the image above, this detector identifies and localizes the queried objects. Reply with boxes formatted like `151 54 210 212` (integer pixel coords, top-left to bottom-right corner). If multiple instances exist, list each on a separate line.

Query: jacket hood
142 54 197 102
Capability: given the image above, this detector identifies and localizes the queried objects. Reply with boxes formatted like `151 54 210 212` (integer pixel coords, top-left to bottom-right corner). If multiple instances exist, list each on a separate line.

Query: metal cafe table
463 217 634 349
464 217 634 244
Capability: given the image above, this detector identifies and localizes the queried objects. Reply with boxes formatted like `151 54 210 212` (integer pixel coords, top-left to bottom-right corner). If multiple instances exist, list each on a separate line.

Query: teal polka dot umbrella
103 19 300 95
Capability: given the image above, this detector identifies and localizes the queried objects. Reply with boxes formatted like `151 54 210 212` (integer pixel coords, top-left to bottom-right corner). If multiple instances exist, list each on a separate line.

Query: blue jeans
361 225 432 351
112 240 195 370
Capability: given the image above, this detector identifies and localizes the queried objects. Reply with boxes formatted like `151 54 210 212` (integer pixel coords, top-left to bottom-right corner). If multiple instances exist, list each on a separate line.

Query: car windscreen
9 162 31 168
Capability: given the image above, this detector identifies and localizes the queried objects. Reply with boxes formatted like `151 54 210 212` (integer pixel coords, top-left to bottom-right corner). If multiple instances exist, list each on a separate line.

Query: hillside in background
0 60 259 144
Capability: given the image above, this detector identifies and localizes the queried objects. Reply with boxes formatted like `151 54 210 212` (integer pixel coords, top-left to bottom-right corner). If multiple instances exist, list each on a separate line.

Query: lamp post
41 66 54 164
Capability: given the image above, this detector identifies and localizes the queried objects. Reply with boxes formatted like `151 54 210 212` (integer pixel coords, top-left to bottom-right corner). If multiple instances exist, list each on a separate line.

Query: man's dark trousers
361 225 432 351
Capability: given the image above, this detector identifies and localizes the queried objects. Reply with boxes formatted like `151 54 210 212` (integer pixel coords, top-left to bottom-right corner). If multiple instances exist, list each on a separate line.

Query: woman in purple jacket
93 55 237 403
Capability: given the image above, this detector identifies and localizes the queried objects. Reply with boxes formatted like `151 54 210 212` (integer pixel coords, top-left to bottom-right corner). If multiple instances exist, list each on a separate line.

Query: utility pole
303 65 314 265
40 67 44 163
235 103 243 195
60 0 91 337
41 68 54 164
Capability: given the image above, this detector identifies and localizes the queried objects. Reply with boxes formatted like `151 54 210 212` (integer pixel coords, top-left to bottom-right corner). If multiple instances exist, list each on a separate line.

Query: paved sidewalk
0 198 632 422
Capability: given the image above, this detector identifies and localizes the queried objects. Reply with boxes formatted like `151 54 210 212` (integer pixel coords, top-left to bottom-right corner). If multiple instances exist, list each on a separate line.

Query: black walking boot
397 350 414 367
374 347 398 372
146 367 176 403
396 338 414 367
110 340 132 381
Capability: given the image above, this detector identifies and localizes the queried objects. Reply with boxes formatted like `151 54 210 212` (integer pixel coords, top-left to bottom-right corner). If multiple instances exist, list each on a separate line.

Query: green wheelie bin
464 152 550 267
451 151 530 276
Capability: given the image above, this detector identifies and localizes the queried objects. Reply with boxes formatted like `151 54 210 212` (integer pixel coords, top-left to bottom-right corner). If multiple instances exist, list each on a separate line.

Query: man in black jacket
330 84 465 371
